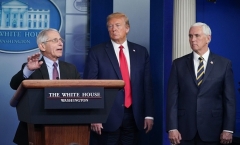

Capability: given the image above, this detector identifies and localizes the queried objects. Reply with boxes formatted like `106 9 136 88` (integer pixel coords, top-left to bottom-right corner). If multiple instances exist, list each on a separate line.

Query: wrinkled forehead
189 26 204 34
46 31 61 39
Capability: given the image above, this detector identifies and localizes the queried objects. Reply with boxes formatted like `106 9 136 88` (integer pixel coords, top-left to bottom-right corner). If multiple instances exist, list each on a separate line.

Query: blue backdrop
1 0 240 145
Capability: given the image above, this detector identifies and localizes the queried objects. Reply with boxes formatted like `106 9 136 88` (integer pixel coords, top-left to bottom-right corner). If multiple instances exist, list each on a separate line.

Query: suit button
122 104 124 107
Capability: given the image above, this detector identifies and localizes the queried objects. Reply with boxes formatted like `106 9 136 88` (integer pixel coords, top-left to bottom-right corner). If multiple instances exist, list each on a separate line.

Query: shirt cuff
23 65 35 78
145 117 154 120
168 129 177 132
223 130 233 134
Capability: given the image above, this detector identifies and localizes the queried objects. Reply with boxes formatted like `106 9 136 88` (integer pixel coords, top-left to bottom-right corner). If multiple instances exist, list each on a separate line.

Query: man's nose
111 25 117 30
190 36 196 41
58 41 63 46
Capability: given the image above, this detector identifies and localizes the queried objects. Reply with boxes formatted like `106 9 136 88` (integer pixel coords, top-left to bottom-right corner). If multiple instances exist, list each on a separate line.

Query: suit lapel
201 52 215 86
39 59 69 79
128 41 137 81
59 61 68 79
186 53 198 86
105 41 122 79
198 52 215 96
39 58 50 79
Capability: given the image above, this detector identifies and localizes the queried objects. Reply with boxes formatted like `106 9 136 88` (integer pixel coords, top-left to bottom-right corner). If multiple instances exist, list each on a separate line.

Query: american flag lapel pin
210 61 213 64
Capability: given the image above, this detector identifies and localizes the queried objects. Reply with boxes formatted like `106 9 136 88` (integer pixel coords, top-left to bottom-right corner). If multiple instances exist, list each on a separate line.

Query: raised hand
27 52 43 71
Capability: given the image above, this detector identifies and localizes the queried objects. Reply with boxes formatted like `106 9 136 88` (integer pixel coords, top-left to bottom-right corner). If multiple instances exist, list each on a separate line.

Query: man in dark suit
10 28 81 145
166 22 236 145
83 12 154 145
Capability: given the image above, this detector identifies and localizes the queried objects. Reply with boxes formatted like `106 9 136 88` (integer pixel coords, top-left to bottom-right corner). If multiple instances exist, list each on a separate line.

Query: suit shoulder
92 42 108 48
211 53 231 62
128 41 146 49
59 61 77 68
89 41 110 51
173 53 192 63
127 41 149 55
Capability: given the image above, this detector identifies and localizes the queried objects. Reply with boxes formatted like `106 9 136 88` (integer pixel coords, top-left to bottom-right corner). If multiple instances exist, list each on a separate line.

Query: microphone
56 77 59 80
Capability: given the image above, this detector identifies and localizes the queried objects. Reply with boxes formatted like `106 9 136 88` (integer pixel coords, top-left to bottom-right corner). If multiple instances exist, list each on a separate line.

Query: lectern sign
44 87 104 109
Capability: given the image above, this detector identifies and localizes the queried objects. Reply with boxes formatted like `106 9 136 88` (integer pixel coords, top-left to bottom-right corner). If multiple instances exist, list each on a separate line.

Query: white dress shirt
111 40 131 76
193 49 209 78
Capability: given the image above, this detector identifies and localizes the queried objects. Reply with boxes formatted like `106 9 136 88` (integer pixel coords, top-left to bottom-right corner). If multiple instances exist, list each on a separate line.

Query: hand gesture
27 52 43 71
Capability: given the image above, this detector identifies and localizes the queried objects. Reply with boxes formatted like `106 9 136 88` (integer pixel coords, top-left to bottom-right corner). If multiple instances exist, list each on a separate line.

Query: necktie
53 62 59 80
119 45 132 108
196 57 204 86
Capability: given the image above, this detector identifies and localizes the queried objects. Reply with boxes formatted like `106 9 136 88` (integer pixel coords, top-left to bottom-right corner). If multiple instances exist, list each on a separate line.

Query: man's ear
39 43 46 52
207 35 211 43
126 26 130 34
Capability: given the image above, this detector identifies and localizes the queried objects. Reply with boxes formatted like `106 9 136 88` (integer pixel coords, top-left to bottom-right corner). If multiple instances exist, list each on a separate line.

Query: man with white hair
10 28 81 145
166 22 236 145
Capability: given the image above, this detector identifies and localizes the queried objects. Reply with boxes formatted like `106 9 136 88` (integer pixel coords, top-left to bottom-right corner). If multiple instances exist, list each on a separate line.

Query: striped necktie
196 56 204 86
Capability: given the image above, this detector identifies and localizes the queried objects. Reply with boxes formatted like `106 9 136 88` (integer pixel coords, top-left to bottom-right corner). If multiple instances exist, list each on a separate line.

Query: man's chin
56 55 62 58
191 46 199 51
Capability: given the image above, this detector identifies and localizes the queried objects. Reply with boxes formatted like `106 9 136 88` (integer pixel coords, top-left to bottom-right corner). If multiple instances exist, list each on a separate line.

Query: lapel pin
133 49 135 52
210 61 213 64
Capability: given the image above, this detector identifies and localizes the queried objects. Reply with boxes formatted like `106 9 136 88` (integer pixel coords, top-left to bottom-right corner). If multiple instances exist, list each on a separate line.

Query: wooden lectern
10 80 124 145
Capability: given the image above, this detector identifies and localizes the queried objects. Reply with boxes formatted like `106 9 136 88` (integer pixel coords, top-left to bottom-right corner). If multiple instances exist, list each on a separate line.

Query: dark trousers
13 121 28 145
90 106 139 145
180 132 221 145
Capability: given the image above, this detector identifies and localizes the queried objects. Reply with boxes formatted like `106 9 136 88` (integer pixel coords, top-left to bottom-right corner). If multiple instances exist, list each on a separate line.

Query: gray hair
190 22 211 36
37 28 59 45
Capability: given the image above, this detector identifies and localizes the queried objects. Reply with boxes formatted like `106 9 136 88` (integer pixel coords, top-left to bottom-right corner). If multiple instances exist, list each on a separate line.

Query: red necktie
119 45 132 108
53 62 59 80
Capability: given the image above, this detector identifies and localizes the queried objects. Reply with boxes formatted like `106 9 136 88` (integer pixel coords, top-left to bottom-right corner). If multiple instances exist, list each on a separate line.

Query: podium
10 80 124 145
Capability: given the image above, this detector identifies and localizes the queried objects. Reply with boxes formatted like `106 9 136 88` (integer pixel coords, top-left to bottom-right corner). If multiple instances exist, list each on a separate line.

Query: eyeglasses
43 38 64 43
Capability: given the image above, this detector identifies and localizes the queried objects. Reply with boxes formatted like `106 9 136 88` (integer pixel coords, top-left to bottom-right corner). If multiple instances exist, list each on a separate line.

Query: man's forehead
108 18 124 23
189 27 203 34
190 26 202 31
47 31 60 38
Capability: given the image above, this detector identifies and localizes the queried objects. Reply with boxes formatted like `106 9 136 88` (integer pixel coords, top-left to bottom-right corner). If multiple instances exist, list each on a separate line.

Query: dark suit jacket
83 41 154 131
10 58 81 144
166 52 236 142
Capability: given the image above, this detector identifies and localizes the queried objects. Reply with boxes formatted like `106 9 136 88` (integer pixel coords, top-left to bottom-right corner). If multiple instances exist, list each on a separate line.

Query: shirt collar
193 48 210 62
43 56 59 68
111 40 128 49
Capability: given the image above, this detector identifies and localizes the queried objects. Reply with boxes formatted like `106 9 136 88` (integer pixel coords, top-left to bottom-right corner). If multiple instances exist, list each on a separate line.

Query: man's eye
53 38 58 42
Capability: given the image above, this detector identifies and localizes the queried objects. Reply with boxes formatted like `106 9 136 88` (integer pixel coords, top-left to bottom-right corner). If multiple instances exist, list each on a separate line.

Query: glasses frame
43 38 64 43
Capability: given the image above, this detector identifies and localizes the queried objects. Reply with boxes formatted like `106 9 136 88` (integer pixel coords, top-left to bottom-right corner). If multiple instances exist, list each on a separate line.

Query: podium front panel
17 88 118 124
